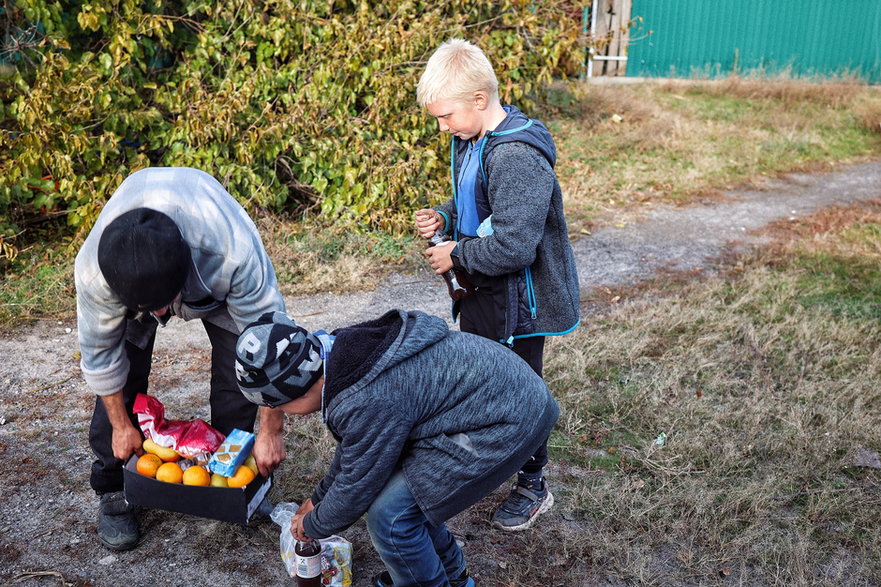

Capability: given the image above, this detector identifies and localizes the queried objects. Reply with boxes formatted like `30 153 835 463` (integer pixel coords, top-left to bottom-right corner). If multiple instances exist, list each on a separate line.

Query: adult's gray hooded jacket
75 167 285 396
302 309 559 538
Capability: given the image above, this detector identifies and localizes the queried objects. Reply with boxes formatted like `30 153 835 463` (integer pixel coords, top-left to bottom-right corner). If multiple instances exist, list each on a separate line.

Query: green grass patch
0 240 74 329
793 252 881 320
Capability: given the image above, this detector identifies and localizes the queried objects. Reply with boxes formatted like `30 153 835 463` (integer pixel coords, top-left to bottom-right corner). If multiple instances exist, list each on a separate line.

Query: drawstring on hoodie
314 330 335 423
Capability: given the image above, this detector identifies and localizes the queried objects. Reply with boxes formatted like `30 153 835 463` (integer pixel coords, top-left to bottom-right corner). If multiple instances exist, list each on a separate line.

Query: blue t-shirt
455 137 485 237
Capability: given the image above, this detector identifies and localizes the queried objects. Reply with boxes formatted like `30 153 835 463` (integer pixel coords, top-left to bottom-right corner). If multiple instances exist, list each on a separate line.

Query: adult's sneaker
491 482 554 531
97 491 139 551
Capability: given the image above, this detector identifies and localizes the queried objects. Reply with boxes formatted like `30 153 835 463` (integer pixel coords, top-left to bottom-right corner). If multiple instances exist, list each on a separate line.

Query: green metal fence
626 0 881 84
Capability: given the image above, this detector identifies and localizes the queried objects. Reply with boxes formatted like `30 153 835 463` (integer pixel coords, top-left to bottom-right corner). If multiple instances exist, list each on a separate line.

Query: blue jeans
367 470 466 587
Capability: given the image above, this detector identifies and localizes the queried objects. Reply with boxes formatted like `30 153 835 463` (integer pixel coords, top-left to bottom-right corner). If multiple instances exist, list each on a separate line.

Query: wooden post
590 0 632 77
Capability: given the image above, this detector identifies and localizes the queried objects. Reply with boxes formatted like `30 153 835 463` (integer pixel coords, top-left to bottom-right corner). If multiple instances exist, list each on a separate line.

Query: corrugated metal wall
625 0 881 83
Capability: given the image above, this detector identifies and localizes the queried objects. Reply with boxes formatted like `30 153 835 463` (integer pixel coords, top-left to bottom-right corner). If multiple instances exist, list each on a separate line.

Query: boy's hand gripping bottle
428 230 473 301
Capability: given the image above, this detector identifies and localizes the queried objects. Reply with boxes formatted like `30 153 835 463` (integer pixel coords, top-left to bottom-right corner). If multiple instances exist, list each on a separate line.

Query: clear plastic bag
270 502 353 586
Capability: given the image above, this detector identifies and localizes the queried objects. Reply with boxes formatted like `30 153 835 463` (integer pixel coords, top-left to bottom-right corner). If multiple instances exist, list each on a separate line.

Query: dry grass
853 92 881 137
0 243 74 331
256 214 423 298
553 79 881 233
696 77 865 108
273 410 338 499
538 202 881 584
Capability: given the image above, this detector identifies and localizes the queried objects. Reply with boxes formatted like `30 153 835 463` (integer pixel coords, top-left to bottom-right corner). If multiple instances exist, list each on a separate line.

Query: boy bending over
235 309 559 587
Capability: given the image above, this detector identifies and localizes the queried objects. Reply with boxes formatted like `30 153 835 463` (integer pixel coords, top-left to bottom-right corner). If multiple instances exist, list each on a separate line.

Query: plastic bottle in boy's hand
295 539 322 586
428 230 473 301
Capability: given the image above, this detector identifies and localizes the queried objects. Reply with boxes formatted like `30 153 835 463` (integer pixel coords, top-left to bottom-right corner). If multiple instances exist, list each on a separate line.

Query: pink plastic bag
133 393 225 459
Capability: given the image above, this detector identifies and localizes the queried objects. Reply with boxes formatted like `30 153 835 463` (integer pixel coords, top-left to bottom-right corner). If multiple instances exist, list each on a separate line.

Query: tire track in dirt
575 160 881 291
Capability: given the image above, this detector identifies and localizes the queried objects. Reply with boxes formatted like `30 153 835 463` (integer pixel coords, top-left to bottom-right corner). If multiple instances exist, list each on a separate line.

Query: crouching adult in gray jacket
75 167 288 551
234 309 559 587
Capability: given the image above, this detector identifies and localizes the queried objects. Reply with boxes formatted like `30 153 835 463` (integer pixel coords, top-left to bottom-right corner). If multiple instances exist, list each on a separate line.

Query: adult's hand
112 421 144 461
100 391 144 461
415 209 443 239
252 407 286 477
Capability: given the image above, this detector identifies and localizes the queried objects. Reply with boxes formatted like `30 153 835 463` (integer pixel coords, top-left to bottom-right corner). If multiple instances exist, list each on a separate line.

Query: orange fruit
136 454 163 478
227 465 256 488
182 465 211 486
156 461 184 484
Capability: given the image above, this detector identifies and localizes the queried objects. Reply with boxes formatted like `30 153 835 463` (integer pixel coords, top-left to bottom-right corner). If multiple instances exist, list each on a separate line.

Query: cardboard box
124 456 271 525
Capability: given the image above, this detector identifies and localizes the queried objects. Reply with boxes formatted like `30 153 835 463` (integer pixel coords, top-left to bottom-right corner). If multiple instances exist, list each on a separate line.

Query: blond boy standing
415 39 580 531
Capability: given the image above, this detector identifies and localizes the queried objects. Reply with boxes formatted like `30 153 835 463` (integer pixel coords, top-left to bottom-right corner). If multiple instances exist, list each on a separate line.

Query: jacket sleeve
302 403 412 538
223 233 286 331
451 142 555 276
434 199 456 235
75 249 131 396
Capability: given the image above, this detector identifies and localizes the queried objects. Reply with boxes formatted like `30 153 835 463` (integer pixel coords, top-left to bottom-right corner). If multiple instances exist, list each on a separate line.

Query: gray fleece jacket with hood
301 309 559 538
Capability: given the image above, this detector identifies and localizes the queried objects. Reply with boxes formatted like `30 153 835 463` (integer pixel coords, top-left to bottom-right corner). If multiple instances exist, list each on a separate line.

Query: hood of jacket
453 104 557 174
323 309 448 410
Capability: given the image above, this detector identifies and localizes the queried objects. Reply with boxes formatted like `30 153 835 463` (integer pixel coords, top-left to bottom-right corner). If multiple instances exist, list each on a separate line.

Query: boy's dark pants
88 318 258 495
459 310 547 476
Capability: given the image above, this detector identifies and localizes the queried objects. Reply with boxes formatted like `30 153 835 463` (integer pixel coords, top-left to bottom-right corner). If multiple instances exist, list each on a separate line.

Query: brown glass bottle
294 539 322 586
428 231 473 301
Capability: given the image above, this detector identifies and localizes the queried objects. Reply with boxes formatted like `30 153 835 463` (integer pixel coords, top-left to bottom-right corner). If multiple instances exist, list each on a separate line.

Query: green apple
210 472 228 488
243 455 259 476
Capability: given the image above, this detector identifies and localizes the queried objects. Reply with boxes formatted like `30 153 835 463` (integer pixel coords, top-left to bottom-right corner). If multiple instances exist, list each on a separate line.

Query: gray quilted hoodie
302 309 559 537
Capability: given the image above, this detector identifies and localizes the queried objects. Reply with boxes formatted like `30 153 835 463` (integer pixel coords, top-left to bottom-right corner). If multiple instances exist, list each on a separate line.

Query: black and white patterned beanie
235 311 323 408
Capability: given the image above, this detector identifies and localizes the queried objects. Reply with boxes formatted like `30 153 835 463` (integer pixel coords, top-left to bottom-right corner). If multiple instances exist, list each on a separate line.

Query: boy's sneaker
491 482 554 531
371 570 474 586
97 491 139 551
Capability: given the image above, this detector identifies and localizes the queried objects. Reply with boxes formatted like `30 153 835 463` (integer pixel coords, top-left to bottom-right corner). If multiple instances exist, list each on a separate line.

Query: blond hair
417 38 499 107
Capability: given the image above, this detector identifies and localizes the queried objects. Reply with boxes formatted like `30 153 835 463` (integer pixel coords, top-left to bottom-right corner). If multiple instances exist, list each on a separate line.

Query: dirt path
286 160 881 332
1 160 879 587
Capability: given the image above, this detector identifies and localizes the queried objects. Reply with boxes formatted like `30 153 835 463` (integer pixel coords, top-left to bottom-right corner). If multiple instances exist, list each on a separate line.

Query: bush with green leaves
0 0 584 259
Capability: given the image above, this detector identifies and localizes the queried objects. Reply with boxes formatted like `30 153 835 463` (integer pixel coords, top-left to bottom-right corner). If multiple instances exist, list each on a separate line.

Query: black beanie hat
97 208 191 311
